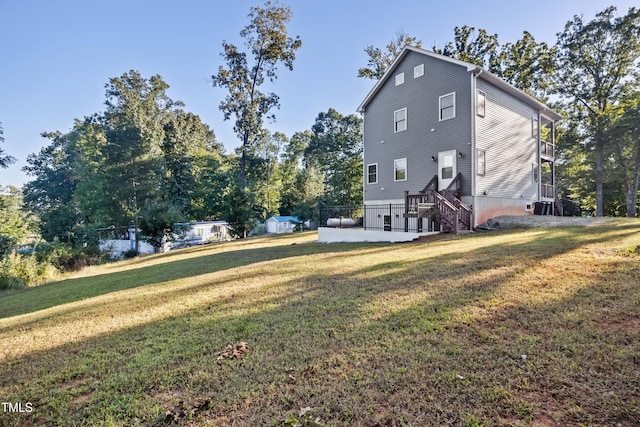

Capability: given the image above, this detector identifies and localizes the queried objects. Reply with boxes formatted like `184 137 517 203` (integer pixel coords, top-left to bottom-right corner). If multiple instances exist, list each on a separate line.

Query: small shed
265 216 299 234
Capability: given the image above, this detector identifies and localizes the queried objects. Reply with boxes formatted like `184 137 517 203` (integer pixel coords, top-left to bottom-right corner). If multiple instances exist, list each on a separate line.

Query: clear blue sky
0 0 635 187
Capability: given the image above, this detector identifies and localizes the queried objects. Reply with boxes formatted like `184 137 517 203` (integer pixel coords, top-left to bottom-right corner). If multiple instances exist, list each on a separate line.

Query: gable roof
357 46 562 121
268 216 300 223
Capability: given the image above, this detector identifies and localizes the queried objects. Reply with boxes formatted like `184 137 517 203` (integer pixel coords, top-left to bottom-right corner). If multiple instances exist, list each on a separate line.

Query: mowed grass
1 222 639 426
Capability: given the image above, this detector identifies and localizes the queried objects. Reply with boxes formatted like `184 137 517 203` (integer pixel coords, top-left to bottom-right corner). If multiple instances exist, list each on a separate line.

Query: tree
139 200 185 252
212 1 301 190
0 122 17 169
495 32 557 101
0 186 34 257
433 26 500 71
224 180 259 239
101 70 180 252
358 31 422 80
22 130 80 243
554 6 640 216
609 91 640 216
161 110 223 219
305 109 363 206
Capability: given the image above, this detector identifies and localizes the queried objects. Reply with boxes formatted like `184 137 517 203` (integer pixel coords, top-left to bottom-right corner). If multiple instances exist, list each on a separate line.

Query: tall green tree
433 26 500 71
609 91 640 216
554 6 640 216
101 70 180 252
495 31 557 100
0 186 34 257
22 130 80 243
248 130 287 216
358 31 422 80
161 110 223 219
305 108 363 206
211 0 301 190
0 122 17 169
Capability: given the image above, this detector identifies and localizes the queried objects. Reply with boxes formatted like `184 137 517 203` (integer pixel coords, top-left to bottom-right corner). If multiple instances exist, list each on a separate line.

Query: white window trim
477 90 486 117
395 72 405 86
394 158 408 182
476 149 486 176
439 92 456 121
367 163 378 185
414 64 424 78
394 108 407 133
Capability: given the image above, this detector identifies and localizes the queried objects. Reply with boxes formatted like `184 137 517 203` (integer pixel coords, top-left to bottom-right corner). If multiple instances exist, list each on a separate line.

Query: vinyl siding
363 51 472 202
475 78 538 200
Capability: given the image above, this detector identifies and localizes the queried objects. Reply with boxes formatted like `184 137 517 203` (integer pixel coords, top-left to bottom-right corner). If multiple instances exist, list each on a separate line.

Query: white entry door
438 150 457 191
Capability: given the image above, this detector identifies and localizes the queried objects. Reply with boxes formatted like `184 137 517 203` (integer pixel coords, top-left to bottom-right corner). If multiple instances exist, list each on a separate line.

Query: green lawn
1 222 639 426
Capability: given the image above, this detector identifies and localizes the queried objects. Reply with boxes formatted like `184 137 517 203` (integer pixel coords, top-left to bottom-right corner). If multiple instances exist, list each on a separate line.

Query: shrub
123 249 139 259
0 252 59 289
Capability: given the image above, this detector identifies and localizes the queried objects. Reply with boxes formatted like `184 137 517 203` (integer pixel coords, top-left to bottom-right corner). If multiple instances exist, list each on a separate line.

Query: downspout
537 112 542 205
471 68 483 228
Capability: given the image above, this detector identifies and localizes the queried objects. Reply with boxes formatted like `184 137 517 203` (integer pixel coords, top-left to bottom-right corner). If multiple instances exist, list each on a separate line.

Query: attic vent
395 72 405 86
414 64 424 78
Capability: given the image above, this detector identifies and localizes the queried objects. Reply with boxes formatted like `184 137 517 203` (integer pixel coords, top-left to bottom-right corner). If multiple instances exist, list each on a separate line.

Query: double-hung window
477 91 486 117
439 92 456 121
476 149 486 176
394 108 407 133
367 163 378 184
394 158 407 182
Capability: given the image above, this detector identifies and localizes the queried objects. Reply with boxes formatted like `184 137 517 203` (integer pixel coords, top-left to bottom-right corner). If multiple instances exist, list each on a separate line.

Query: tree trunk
595 138 604 217
240 130 249 190
627 142 640 217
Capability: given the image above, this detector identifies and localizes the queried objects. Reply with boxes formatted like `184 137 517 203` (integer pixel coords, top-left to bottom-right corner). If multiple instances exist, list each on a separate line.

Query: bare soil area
485 215 612 228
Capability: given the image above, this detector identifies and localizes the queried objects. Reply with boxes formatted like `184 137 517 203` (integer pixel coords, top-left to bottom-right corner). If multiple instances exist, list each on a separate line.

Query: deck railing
319 203 440 233
541 183 555 198
541 141 555 158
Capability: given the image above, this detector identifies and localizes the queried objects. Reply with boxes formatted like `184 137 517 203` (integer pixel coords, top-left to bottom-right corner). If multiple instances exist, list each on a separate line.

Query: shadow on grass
1 223 639 426
0 234 390 319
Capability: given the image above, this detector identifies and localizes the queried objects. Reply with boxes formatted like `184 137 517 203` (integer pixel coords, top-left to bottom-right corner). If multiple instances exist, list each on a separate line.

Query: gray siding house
358 46 562 232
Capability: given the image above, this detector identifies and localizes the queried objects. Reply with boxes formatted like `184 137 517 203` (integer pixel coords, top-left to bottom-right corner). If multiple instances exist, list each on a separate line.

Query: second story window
367 163 378 184
395 72 405 86
439 92 456 121
477 91 486 117
394 158 407 181
394 108 407 132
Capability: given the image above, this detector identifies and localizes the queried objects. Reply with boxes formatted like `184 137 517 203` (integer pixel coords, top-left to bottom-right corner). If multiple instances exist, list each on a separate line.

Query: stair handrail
427 188 460 234
554 191 564 217
421 175 438 194
442 173 472 229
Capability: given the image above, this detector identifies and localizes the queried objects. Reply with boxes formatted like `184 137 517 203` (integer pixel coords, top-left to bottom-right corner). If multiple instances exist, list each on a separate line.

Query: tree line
359 6 640 217
1 3 639 288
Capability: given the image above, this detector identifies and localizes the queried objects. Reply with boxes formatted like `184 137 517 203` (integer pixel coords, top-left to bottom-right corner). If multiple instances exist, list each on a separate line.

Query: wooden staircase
405 174 473 234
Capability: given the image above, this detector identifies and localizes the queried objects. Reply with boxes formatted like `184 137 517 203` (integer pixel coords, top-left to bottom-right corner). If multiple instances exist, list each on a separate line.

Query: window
532 163 539 183
395 72 405 86
367 163 378 184
394 158 407 181
439 92 456 121
532 117 539 138
477 90 486 117
414 64 424 78
394 108 407 132
476 149 486 176
383 215 391 231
